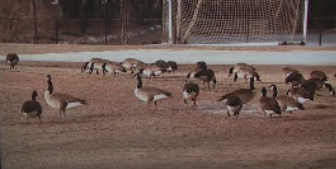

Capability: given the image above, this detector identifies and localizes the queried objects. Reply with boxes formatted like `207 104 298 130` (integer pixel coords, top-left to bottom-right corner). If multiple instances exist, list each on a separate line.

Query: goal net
162 0 305 45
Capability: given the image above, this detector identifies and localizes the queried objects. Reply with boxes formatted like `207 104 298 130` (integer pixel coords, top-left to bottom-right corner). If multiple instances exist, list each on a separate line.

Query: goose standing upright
21 91 43 124
183 82 200 106
134 73 173 111
44 75 88 118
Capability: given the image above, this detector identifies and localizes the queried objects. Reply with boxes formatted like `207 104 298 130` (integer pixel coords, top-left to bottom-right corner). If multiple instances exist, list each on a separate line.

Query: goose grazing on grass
282 66 298 80
81 58 102 74
218 75 256 105
183 82 200 106
287 87 314 104
269 84 305 116
21 91 43 124
259 87 282 118
310 70 328 81
192 69 217 89
228 63 256 78
134 73 173 110
44 74 88 119
138 64 166 79
233 67 261 82
299 78 335 97
6 53 19 70
166 60 178 74
102 61 127 77
122 58 144 74
218 95 243 118
285 71 305 88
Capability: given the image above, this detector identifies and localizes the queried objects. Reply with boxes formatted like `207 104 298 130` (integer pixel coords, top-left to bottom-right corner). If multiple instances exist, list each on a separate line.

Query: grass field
1 44 336 169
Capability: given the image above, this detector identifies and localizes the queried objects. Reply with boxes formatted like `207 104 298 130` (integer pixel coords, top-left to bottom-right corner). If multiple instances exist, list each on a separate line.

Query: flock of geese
4 52 336 123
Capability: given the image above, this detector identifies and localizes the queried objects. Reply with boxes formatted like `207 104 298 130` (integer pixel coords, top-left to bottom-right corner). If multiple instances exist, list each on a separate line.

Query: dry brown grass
1 60 336 169
1 43 336 55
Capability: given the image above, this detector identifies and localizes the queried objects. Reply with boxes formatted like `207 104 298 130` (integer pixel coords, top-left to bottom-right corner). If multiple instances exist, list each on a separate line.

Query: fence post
55 18 58 44
32 0 38 44
104 0 108 45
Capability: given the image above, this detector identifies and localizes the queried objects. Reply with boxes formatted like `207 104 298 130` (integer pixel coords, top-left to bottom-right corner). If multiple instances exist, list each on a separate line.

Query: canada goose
191 69 217 89
218 75 256 104
134 73 173 110
282 66 298 80
81 58 102 74
228 63 256 78
233 67 261 82
269 84 305 116
299 78 335 97
138 64 166 79
44 74 88 118
102 61 127 77
6 53 19 70
286 87 314 104
196 61 207 70
166 60 178 73
217 94 243 118
259 87 282 118
285 71 305 88
183 82 200 106
310 70 328 81
154 59 168 69
21 91 43 124
185 61 208 82
121 58 144 74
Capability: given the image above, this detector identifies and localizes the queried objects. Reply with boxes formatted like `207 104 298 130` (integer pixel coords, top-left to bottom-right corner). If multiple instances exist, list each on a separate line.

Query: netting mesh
163 0 304 44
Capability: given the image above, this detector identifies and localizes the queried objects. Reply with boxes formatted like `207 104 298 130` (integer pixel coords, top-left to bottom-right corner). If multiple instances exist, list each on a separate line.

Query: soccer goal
162 0 309 46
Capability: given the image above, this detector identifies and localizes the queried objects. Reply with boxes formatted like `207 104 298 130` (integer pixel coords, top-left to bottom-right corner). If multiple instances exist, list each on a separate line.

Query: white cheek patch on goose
66 102 83 109
153 94 168 101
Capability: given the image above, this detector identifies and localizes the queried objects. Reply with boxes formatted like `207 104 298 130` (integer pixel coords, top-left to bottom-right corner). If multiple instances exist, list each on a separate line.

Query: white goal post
162 0 309 46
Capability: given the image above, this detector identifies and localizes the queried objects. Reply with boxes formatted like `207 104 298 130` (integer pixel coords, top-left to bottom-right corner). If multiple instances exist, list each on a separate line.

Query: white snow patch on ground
1 49 336 65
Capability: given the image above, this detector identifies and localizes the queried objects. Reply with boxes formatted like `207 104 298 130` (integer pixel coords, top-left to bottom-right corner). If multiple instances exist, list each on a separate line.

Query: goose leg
192 99 197 106
59 110 62 119
26 117 29 124
62 110 66 118
184 99 188 105
227 110 231 117
38 116 42 124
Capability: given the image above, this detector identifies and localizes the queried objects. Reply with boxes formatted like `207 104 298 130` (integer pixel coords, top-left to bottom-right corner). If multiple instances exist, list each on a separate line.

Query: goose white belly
183 90 196 99
142 70 151 77
227 105 241 112
153 71 162 76
153 94 168 101
22 111 39 118
297 97 310 104
66 102 83 109
264 110 277 115
134 88 148 102
285 106 299 111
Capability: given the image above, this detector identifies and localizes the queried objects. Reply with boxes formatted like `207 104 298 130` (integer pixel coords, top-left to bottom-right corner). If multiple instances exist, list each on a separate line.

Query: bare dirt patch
1 61 336 169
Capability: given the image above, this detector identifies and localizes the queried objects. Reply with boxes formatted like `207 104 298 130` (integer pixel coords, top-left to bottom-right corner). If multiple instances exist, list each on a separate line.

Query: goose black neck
32 95 37 101
249 77 255 90
262 88 267 97
272 86 278 98
47 80 53 94
136 75 142 89
89 62 95 72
